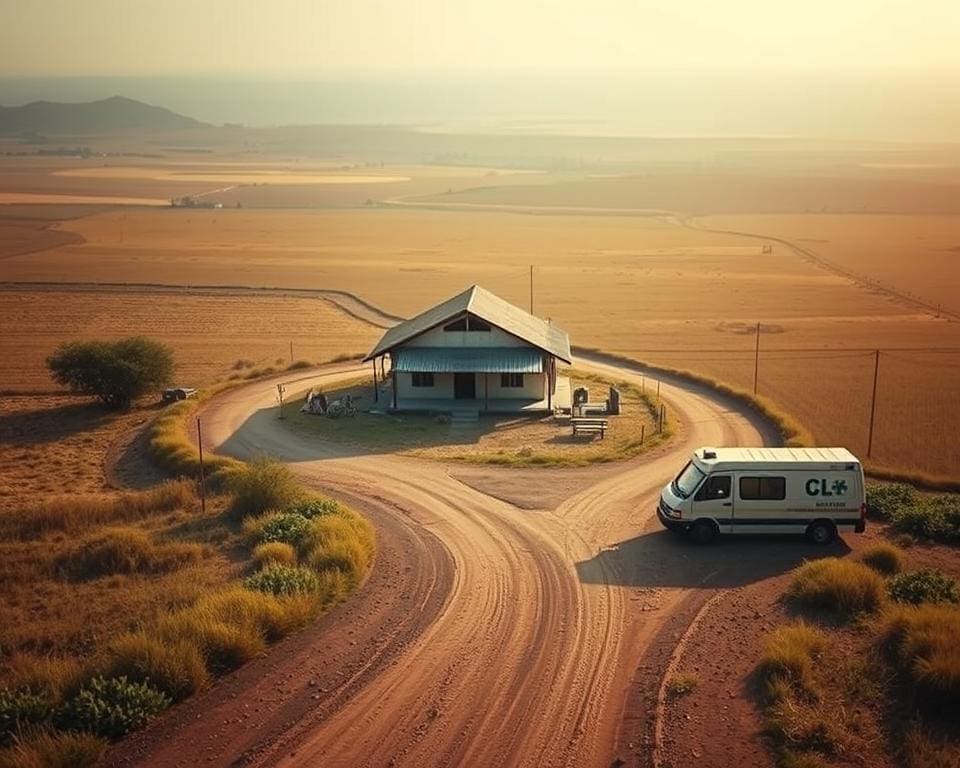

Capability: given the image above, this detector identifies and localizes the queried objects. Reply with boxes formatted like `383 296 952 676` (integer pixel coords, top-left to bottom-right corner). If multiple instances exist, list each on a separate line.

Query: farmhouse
364 285 572 414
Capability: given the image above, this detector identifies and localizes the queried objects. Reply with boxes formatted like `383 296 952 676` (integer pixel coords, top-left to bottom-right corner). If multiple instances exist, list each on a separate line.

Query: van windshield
672 461 707 499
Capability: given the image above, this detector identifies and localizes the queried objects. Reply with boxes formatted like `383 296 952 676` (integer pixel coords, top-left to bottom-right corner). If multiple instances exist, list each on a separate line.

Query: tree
47 337 175 409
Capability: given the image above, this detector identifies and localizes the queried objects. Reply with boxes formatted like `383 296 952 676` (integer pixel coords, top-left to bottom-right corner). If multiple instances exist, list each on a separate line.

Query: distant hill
0 95 205 135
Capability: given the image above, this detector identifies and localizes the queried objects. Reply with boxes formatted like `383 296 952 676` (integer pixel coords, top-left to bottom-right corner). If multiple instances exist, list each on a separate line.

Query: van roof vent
702 448 718 460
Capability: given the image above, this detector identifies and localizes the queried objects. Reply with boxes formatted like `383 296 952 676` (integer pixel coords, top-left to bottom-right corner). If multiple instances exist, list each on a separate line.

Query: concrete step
449 409 480 425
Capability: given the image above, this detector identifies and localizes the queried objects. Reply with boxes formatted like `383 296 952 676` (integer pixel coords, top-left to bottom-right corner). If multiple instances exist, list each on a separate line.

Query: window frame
694 474 732 501
738 476 787 501
411 372 435 388
500 373 524 388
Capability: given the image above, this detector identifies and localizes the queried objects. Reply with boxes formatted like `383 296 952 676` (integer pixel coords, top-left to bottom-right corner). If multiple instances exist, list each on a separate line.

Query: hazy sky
2 0 959 76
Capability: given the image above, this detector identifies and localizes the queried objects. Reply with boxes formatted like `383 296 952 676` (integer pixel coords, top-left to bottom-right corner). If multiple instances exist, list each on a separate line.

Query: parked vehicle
657 446 866 544
162 387 198 403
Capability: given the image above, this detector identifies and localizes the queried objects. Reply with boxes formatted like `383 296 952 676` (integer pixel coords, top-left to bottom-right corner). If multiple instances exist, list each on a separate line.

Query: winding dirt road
113 354 782 768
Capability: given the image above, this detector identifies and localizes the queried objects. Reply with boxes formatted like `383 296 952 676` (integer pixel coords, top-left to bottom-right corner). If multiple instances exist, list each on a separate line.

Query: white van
657 447 866 544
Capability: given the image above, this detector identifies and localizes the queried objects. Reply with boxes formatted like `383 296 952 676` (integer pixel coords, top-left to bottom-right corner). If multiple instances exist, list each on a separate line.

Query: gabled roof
363 285 572 363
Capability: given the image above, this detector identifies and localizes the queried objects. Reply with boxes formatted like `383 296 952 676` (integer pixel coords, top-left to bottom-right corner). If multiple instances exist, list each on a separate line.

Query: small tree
47 337 174 409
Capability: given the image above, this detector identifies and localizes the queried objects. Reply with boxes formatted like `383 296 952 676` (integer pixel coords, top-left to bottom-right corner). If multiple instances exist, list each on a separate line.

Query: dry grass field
2 163 959 481
0 289 380 391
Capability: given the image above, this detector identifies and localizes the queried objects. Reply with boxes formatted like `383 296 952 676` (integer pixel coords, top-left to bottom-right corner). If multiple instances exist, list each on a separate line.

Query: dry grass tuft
57 528 204 580
228 458 304 521
788 558 885 618
0 727 105 768
105 632 209 702
858 543 905 576
879 603 960 709
252 541 298 568
755 622 826 706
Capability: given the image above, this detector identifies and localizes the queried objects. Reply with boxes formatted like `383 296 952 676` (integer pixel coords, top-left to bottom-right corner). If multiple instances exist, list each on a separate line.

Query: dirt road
115 354 781 768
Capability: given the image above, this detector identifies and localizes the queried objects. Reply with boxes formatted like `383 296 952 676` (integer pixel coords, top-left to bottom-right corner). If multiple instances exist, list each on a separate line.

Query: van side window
695 475 731 501
739 476 786 501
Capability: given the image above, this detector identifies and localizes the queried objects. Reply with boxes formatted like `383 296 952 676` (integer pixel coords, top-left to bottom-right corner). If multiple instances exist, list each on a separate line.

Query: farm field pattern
1 160 959 481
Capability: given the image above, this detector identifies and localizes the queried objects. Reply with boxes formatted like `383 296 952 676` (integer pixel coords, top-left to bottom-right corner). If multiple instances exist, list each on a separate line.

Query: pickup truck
161 387 198 403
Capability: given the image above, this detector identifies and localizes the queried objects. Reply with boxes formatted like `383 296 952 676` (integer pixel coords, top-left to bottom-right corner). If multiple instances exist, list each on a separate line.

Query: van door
733 474 794 534
692 474 733 533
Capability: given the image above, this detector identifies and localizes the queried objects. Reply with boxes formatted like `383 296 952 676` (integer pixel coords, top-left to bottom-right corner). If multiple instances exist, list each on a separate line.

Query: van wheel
690 520 718 545
806 520 836 545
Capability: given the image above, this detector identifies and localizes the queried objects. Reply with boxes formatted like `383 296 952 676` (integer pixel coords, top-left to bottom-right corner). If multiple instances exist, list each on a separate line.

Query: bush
244 512 310 549
57 528 203 579
0 689 53 746
58 676 169 738
307 538 370 578
155 610 266 675
858 543 905 576
755 622 826 705
880 604 960 708
888 495 960 543
888 569 960 605
290 497 341 519
106 633 208 702
244 565 319 596
252 541 298 568
0 728 105 768
787 558 885 617
228 458 303 520
865 483 916 520
47 337 174 409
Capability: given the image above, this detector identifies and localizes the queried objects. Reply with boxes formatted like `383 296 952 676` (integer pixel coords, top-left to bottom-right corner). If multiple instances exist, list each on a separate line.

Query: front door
692 474 733 533
454 373 476 399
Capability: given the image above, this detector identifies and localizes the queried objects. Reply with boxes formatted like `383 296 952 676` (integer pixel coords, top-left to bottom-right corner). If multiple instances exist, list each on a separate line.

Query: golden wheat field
0 289 380 391
2 161 959 480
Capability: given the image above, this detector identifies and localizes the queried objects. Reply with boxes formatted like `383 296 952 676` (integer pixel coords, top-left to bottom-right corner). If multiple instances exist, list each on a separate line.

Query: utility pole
196 417 206 515
753 321 761 395
867 350 880 458
277 383 286 420
529 265 534 314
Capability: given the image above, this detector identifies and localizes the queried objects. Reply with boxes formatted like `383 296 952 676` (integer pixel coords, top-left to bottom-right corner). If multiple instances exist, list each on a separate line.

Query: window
501 373 524 388
672 461 706 499
443 315 491 332
411 372 434 387
695 475 731 501
739 476 786 501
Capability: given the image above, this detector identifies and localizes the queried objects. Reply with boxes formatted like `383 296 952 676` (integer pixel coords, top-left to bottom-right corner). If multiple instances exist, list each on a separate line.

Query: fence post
656 380 661 401
641 424 645 444
753 321 761 395
196 417 206 516
867 350 880 458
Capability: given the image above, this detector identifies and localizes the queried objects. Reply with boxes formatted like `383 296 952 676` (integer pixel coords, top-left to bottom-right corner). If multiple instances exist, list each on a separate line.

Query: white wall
482 372 545 400
405 318 527 349
396 372 454 400
395 372 546 401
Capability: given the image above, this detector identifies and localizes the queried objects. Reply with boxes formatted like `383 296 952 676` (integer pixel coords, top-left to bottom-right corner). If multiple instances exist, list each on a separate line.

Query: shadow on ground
576 528 852 590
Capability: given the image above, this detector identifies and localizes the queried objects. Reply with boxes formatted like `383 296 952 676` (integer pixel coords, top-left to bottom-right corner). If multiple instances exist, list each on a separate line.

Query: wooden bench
571 417 609 439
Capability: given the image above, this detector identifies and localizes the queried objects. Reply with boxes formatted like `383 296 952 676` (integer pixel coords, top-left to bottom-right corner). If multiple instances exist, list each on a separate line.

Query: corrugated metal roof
363 285 572 363
393 347 544 373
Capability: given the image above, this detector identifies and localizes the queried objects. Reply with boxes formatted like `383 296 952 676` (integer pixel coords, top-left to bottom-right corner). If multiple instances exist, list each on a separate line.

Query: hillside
0 95 204 135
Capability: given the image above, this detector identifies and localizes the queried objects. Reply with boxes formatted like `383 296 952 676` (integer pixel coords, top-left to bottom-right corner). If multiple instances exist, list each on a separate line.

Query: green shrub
106 633 208 702
888 569 960 605
755 622 826 705
788 558 885 617
228 458 303 520
57 528 203 579
244 565 319 596
291 497 341 519
58 676 169 738
865 483 916 520
244 512 310 548
0 728 106 768
880 604 960 708
888 495 960 543
858 543 905 576
47 337 174 409
0 689 53 746
252 541 298 568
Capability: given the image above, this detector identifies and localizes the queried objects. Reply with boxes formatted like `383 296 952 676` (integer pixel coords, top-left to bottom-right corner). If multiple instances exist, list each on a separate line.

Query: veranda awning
392 347 544 374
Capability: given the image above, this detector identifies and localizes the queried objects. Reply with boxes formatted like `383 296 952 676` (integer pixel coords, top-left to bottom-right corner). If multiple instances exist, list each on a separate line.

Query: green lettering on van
805 478 848 496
